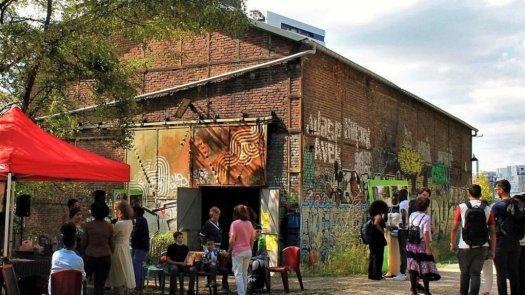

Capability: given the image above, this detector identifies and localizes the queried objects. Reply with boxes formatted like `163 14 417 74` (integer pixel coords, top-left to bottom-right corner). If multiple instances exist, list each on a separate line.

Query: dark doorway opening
201 187 260 250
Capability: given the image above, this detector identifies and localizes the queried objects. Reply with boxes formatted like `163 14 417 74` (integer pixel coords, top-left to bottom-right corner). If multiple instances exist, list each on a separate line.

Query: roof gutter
37 47 316 121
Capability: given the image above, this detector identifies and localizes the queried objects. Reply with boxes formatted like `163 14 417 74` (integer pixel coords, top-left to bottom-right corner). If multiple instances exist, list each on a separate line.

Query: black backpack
501 197 525 240
461 202 489 247
407 213 425 244
361 218 374 245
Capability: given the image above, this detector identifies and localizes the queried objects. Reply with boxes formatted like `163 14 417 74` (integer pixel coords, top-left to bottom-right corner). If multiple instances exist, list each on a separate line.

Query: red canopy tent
0 106 130 254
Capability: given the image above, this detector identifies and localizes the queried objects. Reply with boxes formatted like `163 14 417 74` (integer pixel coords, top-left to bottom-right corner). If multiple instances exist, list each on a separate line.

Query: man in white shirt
450 184 496 295
48 223 86 294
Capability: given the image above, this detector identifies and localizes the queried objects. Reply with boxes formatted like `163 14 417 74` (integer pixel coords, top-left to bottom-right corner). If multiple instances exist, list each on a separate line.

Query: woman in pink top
228 205 255 295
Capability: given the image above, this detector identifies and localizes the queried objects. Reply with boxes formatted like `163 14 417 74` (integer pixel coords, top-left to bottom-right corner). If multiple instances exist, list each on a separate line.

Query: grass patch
302 244 368 276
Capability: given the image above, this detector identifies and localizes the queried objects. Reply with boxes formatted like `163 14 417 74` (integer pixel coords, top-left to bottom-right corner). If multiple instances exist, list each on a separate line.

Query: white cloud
482 0 517 6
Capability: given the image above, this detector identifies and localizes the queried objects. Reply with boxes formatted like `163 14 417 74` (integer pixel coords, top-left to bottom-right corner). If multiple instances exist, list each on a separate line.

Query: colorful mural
127 128 191 199
192 124 267 186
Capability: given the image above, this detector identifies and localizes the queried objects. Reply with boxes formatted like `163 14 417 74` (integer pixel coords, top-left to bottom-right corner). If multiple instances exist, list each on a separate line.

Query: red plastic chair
1 264 21 295
50 270 83 295
266 246 304 293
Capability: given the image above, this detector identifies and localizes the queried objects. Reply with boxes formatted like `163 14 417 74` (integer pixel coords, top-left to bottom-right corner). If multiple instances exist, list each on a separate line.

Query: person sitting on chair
49 223 86 294
248 225 268 293
166 232 196 295
202 240 219 288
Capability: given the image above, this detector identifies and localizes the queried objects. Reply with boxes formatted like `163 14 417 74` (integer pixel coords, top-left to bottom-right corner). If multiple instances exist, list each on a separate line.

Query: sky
245 0 525 172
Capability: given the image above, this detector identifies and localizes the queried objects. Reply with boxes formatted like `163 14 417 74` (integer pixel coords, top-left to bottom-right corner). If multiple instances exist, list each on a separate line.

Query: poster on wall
192 124 267 186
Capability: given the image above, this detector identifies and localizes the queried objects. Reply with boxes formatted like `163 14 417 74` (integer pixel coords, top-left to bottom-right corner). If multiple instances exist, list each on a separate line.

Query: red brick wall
302 52 472 195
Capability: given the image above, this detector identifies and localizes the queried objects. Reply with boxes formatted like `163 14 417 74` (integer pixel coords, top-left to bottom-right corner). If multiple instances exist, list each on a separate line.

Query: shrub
146 231 173 264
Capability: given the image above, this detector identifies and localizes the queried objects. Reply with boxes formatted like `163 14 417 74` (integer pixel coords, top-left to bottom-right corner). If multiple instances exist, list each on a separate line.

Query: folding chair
2 264 21 295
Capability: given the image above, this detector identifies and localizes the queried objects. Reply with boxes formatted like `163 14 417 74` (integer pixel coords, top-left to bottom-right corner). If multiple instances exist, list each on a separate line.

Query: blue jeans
457 247 487 295
132 248 147 290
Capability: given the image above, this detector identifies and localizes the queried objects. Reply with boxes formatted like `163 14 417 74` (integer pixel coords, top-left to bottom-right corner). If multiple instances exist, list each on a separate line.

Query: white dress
105 220 136 289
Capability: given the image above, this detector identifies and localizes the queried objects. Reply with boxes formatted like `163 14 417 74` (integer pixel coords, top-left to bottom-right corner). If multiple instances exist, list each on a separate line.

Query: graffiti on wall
301 202 367 263
398 146 423 175
301 132 466 263
192 124 267 186
306 111 371 165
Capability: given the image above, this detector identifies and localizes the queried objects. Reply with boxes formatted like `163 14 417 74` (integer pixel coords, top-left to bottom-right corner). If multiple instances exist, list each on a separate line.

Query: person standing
69 207 85 256
367 200 388 280
517 194 525 295
131 206 150 293
228 205 255 295
480 199 495 295
82 202 114 295
407 196 440 295
395 188 409 281
105 200 136 295
492 180 521 295
199 207 223 250
385 192 401 278
450 184 496 295
63 198 80 225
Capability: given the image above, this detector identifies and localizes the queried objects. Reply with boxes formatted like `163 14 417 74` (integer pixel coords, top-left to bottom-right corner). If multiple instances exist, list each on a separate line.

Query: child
202 240 219 287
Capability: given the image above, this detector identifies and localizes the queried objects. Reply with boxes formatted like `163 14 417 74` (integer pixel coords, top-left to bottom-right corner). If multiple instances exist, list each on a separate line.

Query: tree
476 172 495 204
0 0 250 146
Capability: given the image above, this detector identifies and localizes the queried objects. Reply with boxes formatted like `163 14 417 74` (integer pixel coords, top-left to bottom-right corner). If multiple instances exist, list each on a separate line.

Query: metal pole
3 173 11 256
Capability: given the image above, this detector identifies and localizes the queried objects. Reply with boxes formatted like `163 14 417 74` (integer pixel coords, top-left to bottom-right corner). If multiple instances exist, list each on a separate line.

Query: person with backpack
516 194 525 295
450 184 496 295
367 200 388 280
406 196 440 295
492 179 521 295
407 188 434 291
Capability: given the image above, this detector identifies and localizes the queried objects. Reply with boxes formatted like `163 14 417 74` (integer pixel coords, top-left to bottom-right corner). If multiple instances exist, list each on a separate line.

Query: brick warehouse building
24 21 476 265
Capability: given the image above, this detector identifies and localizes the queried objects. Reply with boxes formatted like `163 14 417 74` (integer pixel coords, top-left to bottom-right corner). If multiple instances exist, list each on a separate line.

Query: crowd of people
366 180 525 295
52 200 268 295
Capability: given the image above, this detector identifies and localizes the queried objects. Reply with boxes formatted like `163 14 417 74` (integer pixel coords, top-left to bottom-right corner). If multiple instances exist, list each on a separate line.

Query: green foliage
303 245 369 276
0 0 250 147
146 231 173 264
15 181 92 202
432 238 458 264
476 172 495 204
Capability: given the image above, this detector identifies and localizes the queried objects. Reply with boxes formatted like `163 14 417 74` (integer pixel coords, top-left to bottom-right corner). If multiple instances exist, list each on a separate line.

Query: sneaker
393 274 407 281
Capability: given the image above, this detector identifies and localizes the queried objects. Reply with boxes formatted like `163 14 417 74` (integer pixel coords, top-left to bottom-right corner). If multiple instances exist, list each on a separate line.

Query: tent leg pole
3 173 11 256
8 181 15 257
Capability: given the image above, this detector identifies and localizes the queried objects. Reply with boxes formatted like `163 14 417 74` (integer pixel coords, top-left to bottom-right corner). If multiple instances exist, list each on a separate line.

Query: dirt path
271 263 495 294
140 263 499 294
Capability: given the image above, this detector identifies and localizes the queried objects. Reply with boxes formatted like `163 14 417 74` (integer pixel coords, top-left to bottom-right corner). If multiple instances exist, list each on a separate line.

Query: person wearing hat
247 224 268 292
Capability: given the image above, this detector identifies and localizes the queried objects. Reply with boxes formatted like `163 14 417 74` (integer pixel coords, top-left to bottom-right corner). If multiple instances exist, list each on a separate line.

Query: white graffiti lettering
314 138 341 164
